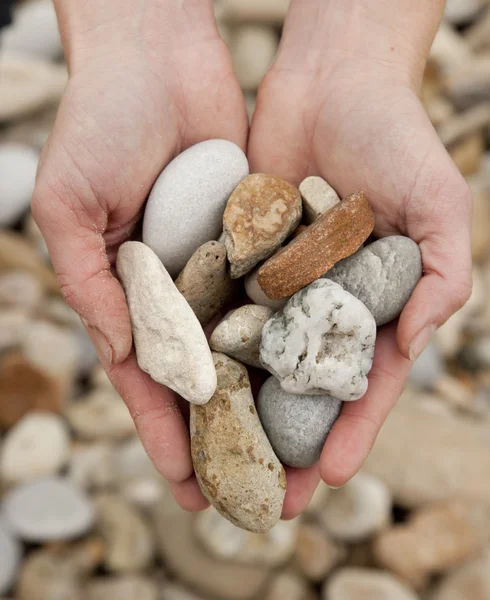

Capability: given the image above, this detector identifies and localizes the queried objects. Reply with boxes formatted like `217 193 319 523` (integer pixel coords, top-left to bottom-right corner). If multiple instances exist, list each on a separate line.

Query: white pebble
0 144 38 227
0 412 70 484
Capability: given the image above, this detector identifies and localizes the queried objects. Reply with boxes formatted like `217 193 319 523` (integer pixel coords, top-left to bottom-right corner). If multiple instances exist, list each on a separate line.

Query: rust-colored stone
223 174 302 279
258 192 375 299
0 352 64 428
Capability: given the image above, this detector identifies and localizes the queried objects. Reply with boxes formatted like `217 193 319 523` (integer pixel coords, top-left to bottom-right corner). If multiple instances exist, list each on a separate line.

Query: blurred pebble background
1 0 490 598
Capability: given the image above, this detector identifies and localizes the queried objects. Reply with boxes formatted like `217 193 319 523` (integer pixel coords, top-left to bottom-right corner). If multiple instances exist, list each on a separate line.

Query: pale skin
33 0 472 516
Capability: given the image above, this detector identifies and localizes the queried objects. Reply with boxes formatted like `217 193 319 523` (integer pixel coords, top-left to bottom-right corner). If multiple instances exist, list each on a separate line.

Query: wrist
273 0 445 90
54 0 218 72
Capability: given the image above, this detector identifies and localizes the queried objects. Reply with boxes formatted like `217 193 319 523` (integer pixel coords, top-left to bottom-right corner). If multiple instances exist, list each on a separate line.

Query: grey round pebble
2 477 95 542
143 140 249 277
257 377 342 468
0 517 21 595
324 236 422 326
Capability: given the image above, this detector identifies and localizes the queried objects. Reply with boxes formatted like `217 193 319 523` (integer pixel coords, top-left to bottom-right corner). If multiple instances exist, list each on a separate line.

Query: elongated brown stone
257 192 374 299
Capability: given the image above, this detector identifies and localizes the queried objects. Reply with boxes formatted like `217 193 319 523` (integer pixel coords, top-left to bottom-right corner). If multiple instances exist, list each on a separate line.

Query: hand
32 0 248 512
249 0 472 494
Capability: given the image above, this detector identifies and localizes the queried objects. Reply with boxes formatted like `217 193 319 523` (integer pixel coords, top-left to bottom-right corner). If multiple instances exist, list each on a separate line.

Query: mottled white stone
117 242 216 405
0 412 70 484
210 305 274 368
143 140 248 277
0 144 38 227
260 280 376 400
299 176 340 224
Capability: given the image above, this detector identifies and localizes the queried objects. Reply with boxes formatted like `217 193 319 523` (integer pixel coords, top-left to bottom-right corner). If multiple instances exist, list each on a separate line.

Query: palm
248 69 471 488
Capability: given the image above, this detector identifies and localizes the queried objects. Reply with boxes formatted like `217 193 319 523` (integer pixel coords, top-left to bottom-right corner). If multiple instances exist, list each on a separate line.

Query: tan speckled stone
258 192 375 299
190 353 286 533
175 241 236 326
223 174 302 279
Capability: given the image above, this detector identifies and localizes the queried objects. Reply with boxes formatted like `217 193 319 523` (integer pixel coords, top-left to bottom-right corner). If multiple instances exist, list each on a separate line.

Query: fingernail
409 324 438 362
81 318 114 364
327 484 343 490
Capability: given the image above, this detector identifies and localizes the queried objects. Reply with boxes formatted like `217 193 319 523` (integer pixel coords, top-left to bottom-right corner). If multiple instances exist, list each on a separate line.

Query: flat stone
17 541 102 600
431 549 490 600
161 584 207 600
265 572 317 600
257 376 342 468
143 140 249 277
231 25 278 91
66 389 135 441
0 144 38 227
94 494 155 573
0 310 30 353
295 523 346 582
3 477 94 542
220 0 290 23
1 0 63 60
175 241 236 326
117 242 216 405
364 398 490 507
152 496 270 600
0 412 70 484
0 271 43 312
190 353 286 533
258 192 374 299
210 305 274 368
0 230 59 294
0 53 67 123
0 518 21 596
324 568 420 600
223 174 302 278
245 267 289 311
0 352 64 429
409 342 445 389
87 577 158 600
374 501 487 589
22 320 81 384
324 236 422 326
260 280 376 400
68 443 117 491
194 507 298 567
299 176 340 224
321 474 392 542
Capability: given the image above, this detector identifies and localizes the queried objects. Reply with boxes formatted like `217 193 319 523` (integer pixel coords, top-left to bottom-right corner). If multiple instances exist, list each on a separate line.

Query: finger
282 465 320 520
398 222 473 361
170 476 210 513
32 174 132 365
320 324 411 487
93 344 194 484
248 74 311 183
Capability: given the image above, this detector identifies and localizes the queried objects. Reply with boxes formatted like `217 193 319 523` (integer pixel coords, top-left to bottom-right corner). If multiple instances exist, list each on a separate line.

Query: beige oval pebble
209 305 274 369
190 353 286 533
175 241 236 326
245 268 289 311
223 174 302 279
299 176 340 224
231 24 278 91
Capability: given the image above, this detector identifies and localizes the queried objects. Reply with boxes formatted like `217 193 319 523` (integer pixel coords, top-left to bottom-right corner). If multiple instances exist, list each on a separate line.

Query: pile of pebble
1 1 490 600
118 138 423 533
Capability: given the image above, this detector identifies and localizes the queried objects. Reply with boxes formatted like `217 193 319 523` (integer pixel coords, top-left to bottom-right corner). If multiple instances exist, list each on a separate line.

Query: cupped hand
248 1 472 504
32 3 248 512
